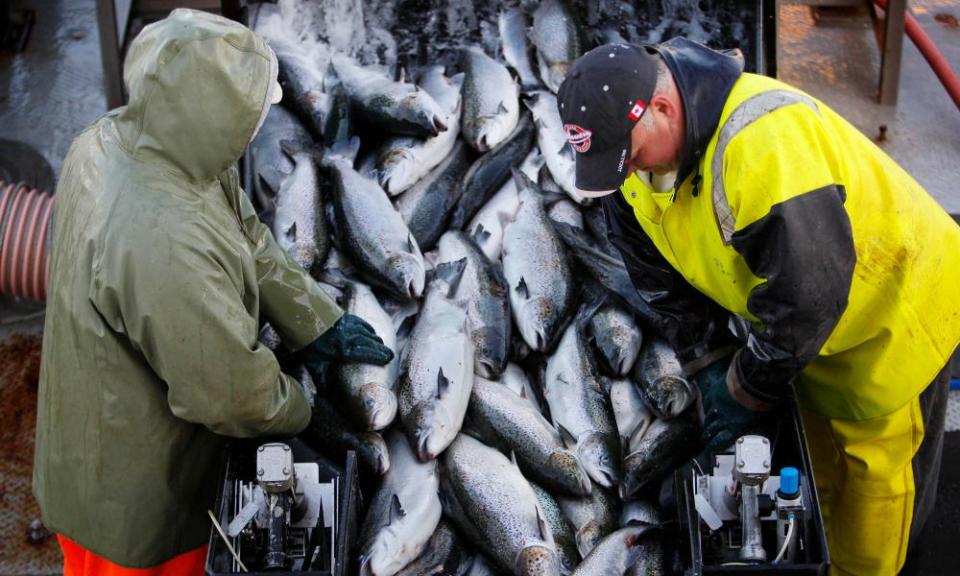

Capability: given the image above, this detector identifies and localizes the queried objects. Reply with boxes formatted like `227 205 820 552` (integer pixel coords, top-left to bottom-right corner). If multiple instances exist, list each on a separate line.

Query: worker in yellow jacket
558 39 959 575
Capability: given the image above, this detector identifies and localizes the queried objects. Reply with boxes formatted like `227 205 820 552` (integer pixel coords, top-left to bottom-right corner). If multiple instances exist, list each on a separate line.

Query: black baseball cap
557 43 660 196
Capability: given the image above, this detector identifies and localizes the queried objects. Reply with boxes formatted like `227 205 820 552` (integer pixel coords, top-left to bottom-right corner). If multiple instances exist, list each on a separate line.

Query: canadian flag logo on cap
563 124 592 153
628 99 647 122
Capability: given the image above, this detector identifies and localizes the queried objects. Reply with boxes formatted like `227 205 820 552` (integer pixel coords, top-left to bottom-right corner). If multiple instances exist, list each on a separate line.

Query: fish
460 46 521 152
359 430 443 576
468 376 591 497
523 91 581 203
374 66 464 196
394 141 474 252
300 395 390 476
531 483 581 575
502 170 576 352
436 231 511 378
557 482 620 559
465 555 502 576
500 362 546 415
544 321 621 489
499 7 542 91
398 265 475 461
607 378 654 454
571 525 653 576
271 38 335 138
551 222 659 326
331 282 399 431
248 104 312 212
271 141 329 275
467 149 543 261
394 520 474 576
627 535 665 576
546 197 584 230
589 303 643 377
449 114 536 230
634 338 694 419
441 434 561 576
620 500 661 527
620 409 701 501
530 0 583 93
332 54 448 138
321 137 426 300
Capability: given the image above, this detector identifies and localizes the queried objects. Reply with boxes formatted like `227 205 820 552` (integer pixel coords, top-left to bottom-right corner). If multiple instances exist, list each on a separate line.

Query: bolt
763 461 769 468
762 438 768 444
257 469 264 477
738 437 744 444
738 460 745 468
283 445 290 451
282 467 289 475
258 446 265 452
878 124 888 142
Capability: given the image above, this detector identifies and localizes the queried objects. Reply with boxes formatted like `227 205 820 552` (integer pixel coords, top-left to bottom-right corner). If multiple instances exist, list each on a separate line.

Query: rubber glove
692 354 767 454
301 314 394 386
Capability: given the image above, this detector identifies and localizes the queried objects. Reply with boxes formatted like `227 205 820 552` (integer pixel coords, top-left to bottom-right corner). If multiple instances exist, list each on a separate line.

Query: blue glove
301 314 394 385
692 355 764 454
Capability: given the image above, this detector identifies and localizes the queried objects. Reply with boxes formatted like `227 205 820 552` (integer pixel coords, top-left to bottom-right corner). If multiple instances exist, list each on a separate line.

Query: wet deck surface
1 0 959 573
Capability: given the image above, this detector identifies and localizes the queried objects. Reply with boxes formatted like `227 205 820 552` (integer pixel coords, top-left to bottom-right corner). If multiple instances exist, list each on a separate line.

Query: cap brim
574 136 632 197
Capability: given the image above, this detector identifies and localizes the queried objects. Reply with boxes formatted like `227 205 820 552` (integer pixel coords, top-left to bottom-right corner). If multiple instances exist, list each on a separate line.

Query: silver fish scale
634 338 693 419
526 91 578 201
444 434 556 574
327 156 425 297
499 7 540 90
461 47 520 151
531 0 582 92
273 149 327 272
557 483 620 559
503 182 575 352
590 304 643 377
531 483 580 575
437 231 510 378
545 324 618 447
360 430 442 576
333 282 398 430
572 525 650 576
469 377 586 496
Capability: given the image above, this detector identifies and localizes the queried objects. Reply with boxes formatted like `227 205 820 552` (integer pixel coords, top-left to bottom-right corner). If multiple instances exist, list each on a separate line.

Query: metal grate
0 334 60 575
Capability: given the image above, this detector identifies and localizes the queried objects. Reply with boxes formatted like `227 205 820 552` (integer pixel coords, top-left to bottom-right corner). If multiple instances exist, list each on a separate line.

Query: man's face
625 99 682 177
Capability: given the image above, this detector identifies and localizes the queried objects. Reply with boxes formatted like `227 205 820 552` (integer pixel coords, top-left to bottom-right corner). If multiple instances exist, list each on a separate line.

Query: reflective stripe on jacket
614 70 960 420
33 10 342 567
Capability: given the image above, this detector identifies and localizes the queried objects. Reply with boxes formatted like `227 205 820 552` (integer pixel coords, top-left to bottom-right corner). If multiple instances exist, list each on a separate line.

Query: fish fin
535 117 546 130
436 367 450 398
323 136 361 168
284 222 297 242
396 65 407 84
434 257 468 298
559 143 576 160
515 276 529 299
471 223 492 244
557 424 578 450
407 233 416 253
536 506 551 542
279 139 300 162
510 167 536 192
451 72 466 91
497 100 509 114
389 493 406 525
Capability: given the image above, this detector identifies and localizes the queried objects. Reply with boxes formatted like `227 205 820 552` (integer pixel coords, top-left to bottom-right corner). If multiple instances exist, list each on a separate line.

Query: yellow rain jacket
33 10 341 568
601 38 960 575
604 39 960 421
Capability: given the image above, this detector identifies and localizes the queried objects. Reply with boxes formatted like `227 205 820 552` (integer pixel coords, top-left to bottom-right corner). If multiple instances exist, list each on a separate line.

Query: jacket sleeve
724 104 856 404
601 192 736 365
96 218 312 438
226 167 343 351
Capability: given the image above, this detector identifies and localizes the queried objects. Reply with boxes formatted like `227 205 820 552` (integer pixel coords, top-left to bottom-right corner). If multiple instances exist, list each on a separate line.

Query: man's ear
650 93 678 120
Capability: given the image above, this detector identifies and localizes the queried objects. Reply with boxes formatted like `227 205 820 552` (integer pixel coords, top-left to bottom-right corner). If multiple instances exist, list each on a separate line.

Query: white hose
208 509 249 573
772 513 796 565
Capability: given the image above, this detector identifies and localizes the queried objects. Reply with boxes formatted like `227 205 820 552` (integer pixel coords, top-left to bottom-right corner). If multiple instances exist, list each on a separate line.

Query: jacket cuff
726 350 773 411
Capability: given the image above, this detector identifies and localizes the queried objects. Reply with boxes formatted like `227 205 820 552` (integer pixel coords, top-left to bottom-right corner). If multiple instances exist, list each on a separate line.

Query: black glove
301 314 394 384
692 355 767 455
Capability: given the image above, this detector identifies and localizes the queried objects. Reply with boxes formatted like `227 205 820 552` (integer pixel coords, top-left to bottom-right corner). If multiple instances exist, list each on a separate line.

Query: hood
652 37 744 190
115 9 277 182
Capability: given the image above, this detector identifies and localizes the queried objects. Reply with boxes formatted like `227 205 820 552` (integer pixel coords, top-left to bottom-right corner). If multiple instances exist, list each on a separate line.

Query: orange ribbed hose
34 195 54 302
22 190 48 300
0 185 29 294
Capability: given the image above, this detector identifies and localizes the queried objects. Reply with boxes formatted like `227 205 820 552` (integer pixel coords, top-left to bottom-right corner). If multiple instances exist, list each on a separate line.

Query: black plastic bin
673 397 830 575
205 439 361 576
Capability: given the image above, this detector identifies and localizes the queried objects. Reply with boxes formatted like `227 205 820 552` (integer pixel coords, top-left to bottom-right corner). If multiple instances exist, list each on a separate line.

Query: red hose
875 0 960 111
0 180 54 303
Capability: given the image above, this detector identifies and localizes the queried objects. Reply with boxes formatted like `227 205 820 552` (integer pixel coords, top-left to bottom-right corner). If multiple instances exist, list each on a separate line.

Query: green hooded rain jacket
33 9 342 568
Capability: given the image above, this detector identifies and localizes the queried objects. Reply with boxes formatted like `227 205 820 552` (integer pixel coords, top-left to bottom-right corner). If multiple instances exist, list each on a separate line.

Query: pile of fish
248 1 718 574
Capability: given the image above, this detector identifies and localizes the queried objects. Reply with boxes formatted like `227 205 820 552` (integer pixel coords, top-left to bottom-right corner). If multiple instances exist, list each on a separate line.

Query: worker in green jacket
558 39 959 575
32 9 392 573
